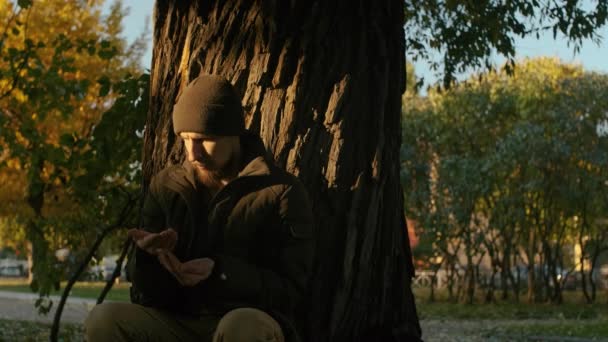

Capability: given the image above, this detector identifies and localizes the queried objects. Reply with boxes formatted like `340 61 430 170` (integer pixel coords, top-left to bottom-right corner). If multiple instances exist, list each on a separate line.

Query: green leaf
45 146 65 165
17 0 32 9
59 133 75 147
98 47 118 60
97 76 111 96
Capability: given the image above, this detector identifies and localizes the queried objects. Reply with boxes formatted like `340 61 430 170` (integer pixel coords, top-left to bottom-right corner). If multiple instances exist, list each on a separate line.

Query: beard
194 166 224 191
192 152 240 191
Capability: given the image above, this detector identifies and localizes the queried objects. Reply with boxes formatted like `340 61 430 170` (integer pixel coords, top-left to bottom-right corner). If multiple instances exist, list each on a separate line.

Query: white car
101 255 127 282
0 259 28 277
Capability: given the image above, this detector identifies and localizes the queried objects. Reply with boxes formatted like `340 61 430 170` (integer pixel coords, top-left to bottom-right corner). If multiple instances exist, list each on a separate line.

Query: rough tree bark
144 1 420 340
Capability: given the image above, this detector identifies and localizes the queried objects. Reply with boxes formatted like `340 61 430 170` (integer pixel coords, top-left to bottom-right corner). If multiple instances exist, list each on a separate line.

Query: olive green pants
84 302 285 342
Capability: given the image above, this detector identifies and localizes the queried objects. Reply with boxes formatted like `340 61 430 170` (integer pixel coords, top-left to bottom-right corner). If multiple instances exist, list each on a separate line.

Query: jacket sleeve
204 179 315 315
128 178 183 309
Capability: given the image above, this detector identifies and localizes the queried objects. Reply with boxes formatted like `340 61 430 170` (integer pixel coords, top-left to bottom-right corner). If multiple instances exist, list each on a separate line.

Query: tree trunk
27 240 34 283
429 268 437 302
446 257 456 301
526 228 536 303
500 255 510 301
485 270 496 303
460 253 475 304
25 157 49 290
589 248 601 303
146 1 421 340
510 260 519 302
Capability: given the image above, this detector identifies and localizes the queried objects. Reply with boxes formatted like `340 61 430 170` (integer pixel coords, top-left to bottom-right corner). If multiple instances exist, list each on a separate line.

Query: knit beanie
172 74 245 136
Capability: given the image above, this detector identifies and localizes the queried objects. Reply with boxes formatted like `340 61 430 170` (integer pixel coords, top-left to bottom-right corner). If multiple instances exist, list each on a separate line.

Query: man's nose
188 142 203 162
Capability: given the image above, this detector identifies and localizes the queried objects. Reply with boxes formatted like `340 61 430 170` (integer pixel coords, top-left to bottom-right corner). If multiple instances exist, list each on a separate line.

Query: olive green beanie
172 74 245 136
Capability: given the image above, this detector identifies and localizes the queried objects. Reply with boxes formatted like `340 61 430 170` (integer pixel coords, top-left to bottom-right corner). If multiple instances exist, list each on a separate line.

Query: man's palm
128 228 177 255
157 251 215 287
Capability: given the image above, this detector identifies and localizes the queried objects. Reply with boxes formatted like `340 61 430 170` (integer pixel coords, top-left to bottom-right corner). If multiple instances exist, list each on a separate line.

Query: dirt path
0 291 95 324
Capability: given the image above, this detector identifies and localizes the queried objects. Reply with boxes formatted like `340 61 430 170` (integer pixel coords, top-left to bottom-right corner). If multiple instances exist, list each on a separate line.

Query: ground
0 279 607 341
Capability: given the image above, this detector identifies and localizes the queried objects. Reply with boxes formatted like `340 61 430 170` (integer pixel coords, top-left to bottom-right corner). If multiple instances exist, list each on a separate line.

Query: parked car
101 255 127 283
512 265 608 291
0 259 28 277
561 267 608 290
0 264 26 277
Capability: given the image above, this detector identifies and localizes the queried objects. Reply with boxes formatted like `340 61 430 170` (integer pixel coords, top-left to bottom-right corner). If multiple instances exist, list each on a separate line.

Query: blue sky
118 0 154 69
414 25 608 88
118 2 608 84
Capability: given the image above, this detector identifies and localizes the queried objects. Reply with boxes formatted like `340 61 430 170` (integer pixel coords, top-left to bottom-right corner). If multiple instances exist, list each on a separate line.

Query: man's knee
85 302 154 341
85 303 126 341
213 308 284 342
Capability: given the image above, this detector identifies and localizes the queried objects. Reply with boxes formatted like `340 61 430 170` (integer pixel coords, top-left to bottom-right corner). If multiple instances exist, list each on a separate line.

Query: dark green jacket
127 132 314 338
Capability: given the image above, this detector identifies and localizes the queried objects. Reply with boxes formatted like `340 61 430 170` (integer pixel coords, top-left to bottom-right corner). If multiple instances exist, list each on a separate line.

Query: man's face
180 132 236 172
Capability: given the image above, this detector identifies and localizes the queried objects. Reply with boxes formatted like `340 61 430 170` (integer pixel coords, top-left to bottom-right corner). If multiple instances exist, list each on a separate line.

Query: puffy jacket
127 132 315 340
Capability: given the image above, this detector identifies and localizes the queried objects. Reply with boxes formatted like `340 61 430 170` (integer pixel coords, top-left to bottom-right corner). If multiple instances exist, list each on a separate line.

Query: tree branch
49 197 136 342
96 237 133 304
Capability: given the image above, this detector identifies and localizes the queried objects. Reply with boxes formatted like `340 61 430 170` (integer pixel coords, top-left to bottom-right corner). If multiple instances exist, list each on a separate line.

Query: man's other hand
128 228 178 256
157 251 215 287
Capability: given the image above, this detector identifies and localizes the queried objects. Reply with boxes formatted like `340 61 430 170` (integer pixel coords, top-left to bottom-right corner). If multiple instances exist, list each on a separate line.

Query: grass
0 278 130 302
498 320 608 340
414 287 608 339
417 300 608 320
0 319 83 342
414 287 608 320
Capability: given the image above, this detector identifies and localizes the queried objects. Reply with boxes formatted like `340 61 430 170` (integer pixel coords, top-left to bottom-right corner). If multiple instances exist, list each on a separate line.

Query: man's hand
157 250 215 287
128 228 177 256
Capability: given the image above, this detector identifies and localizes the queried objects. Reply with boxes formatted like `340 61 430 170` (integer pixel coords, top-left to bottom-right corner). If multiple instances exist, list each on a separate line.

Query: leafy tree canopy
402 57 608 303
405 0 608 86
0 0 148 306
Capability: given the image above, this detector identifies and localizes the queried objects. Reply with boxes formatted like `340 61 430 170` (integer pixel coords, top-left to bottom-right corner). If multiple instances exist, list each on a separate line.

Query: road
0 290 95 324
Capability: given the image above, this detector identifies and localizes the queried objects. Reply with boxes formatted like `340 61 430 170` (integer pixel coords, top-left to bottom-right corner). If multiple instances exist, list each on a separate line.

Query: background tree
0 0 148 309
402 57 608 305
405 0 608 86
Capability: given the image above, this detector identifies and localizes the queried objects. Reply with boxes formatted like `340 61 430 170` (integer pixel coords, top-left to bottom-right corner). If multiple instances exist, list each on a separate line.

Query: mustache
191 160 214 169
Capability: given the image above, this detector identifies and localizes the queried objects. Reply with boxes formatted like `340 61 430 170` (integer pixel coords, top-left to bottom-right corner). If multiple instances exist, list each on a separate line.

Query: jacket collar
237 132 273 177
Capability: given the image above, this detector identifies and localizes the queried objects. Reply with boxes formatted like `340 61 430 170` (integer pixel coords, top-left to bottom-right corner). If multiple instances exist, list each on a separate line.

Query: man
85 75 315 342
